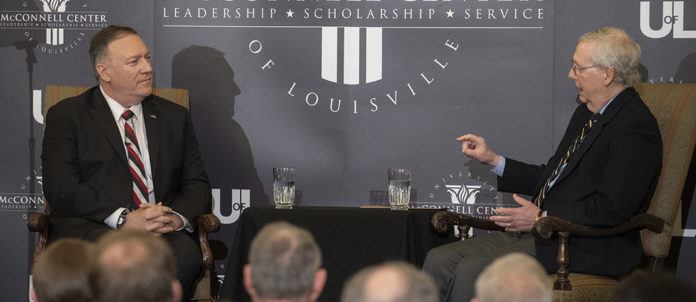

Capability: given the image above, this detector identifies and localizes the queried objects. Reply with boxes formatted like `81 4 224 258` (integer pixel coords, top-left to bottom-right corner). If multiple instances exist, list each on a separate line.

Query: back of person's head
578 27 641 87
613 271 696 302
90 230 181 302
244 221 326 301
473 253 552 302
31 238 95 302
341 261 438 302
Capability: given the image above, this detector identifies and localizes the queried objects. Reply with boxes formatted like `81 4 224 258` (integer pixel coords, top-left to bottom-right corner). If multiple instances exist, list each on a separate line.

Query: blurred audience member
341 261 438 302
613 271 696 302
472 253 552 302
243 222 326 302
31 238 95 302
91 230 182 302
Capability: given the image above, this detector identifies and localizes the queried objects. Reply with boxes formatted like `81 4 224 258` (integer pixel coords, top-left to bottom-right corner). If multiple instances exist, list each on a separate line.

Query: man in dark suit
41 25 211 299
423 27 662 301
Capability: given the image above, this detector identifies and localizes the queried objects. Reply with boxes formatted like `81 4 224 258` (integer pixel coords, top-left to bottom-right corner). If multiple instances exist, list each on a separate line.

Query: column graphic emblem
40 0 70 45
321 27 383 85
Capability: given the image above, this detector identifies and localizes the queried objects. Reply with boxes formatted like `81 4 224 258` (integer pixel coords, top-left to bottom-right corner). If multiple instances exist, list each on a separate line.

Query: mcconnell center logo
421 170 504 219
0 0 108 55
160 0 548 116
0 170 45 214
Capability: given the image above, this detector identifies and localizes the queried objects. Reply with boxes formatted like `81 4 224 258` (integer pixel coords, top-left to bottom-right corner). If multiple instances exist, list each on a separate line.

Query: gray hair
249 222 322 299
474 253 552 302
341 261 438 302
578 27 642 86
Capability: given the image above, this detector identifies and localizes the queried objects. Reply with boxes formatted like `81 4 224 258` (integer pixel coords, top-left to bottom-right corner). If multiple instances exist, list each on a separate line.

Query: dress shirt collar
100 85 144 122
598 93 618 115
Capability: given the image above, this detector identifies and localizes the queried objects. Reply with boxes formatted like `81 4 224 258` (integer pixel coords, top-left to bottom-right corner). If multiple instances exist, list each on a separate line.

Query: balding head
342 261 438 302
91 230 181 302
244 222 326 302
473 253 552 302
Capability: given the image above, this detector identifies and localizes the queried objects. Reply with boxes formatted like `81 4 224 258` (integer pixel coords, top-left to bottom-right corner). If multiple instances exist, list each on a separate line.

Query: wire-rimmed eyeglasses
571 63 601 76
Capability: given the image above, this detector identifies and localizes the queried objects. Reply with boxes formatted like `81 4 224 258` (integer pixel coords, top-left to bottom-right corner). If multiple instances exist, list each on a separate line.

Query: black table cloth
218 206 456 302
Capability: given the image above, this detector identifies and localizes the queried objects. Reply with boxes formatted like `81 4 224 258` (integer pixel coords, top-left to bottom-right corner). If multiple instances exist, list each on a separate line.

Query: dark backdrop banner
1 0 695 300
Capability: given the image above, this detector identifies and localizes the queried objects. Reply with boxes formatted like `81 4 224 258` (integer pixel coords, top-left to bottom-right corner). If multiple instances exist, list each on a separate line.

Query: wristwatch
116 209 129 229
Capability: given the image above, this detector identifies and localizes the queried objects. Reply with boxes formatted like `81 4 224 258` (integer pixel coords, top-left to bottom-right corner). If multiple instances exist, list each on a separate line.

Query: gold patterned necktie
533 114 599 207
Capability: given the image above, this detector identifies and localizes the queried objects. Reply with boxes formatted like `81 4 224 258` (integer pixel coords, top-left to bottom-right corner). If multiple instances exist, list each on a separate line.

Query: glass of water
273 167 295 209
388 168 411 210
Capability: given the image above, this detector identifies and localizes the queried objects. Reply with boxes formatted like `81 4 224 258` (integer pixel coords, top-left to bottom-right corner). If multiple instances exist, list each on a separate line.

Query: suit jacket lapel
554 87 635 184
142 96 161 186
556 121 603 183
87 88 128 166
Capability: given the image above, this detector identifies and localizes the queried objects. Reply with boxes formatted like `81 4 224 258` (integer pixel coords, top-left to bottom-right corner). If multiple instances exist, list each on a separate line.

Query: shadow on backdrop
675 52 696 83
171 45 269 213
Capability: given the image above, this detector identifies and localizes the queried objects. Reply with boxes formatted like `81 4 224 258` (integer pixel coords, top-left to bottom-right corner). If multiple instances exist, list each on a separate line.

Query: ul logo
212 189 250 224
640 1 696 38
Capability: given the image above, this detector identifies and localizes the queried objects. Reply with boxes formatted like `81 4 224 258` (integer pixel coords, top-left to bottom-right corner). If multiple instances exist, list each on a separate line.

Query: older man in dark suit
41 25 211 299
423 27 662 302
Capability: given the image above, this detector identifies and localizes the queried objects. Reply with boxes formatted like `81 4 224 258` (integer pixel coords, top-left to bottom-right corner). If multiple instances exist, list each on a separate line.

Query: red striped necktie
122 110 148 206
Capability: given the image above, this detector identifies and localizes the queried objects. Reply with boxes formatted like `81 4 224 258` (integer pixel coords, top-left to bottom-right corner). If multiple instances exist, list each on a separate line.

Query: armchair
28 85 222 302
432 83 696 302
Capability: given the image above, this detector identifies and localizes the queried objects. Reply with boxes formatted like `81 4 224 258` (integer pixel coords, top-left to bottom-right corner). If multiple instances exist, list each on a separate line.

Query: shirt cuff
173 211 193 233
490 156 506 177
104 208 128 229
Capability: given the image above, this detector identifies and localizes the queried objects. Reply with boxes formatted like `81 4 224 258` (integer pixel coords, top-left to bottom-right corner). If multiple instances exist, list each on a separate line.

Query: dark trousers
422 231 536 302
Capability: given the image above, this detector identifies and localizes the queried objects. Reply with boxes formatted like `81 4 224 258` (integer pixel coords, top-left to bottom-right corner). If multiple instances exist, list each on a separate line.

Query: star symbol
446 9 455 18
286 9 294 18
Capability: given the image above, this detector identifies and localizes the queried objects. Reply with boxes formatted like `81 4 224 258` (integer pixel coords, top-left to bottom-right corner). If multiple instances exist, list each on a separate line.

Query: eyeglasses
571 64 601 76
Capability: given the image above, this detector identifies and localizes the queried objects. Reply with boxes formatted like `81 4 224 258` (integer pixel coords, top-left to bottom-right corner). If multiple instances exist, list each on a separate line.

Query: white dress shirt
100 86 191 232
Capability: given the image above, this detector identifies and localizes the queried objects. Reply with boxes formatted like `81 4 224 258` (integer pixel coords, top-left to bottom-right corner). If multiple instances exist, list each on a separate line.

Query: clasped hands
122 202 184 235
457 134 539 232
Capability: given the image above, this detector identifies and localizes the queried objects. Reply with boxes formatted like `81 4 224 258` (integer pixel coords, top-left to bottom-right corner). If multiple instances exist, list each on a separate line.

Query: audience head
613 271 696 302
341 261 439 302
472 253 552 302
90 230 182 302
244 221 326 302
31 238 95 302
577 27 642 87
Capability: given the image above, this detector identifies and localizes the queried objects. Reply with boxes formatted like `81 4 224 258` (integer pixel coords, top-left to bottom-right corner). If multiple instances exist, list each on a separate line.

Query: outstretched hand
489 194 539 232
456 134 500 167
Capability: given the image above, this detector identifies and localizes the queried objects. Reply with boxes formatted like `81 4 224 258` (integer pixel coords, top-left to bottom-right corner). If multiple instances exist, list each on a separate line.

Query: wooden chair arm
194 213 221 301
533 213 664 239
27 212 51 263
196 214 221 268
196 213 221 234
431 209 504 236
532 213 665 291
27 212 49 233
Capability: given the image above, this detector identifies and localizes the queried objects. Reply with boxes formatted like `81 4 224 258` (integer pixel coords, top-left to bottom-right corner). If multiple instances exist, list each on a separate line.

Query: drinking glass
388 168 411 210
273 167 295 209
